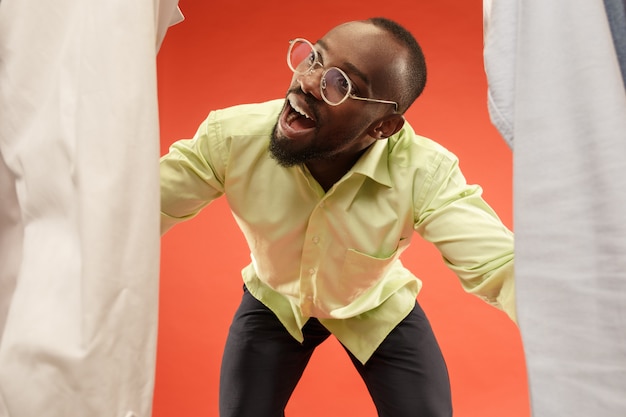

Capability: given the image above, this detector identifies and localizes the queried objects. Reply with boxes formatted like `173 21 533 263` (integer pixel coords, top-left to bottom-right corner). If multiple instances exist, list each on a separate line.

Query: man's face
270 21 405 167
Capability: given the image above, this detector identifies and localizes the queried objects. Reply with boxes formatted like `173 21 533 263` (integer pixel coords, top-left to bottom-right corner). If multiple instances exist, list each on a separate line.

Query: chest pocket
338 237 409 302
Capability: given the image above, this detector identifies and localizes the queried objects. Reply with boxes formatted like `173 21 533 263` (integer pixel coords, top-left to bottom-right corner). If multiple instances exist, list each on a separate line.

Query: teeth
289 98 313 120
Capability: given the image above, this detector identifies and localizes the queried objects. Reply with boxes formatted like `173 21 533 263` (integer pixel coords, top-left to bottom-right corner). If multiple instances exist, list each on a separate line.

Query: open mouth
279 96 317 138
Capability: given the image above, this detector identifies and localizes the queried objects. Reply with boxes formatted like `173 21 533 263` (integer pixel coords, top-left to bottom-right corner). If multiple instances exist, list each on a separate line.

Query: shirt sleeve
160 113 227 235
413 152 516 322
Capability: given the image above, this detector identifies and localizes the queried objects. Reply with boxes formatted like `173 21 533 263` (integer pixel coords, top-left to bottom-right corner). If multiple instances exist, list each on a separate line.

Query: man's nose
297 67 323 100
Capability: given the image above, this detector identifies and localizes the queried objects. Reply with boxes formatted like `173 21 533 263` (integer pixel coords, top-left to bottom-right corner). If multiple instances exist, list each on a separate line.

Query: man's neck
305 148 368 192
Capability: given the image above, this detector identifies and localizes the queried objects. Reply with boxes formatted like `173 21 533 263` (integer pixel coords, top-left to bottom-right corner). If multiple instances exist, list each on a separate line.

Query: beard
268 122 326 167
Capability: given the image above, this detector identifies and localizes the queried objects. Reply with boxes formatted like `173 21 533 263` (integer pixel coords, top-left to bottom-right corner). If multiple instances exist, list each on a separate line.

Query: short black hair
366 17 427 113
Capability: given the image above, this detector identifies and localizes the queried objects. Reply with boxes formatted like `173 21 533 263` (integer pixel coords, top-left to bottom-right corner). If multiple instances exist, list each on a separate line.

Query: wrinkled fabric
0 1 181 416
484 0 626 416
160 100 515 363
483 0 517 149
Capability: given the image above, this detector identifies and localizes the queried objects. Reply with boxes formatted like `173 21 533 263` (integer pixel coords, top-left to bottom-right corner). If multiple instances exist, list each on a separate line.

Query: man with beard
160 17 515 417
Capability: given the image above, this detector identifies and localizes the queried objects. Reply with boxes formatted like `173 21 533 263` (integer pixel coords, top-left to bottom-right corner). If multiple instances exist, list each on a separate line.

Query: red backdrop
154 1 529 416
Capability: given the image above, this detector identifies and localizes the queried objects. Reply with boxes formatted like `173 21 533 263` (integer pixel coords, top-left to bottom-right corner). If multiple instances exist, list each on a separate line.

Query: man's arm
413 154 516 322
160 114 226 235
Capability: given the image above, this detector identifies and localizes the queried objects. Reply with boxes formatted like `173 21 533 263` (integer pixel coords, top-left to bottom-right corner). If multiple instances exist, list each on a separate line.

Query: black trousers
219 286 452 417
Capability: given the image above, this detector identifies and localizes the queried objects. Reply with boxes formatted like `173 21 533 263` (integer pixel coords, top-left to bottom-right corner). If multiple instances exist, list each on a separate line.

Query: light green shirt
160 99 515 363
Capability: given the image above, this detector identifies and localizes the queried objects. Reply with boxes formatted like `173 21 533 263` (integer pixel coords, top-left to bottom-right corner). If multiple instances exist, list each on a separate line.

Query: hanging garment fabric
484 0 626 416
0 1 182 416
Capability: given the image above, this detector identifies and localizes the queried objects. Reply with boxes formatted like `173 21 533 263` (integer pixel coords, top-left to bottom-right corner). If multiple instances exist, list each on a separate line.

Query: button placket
298 198 329 313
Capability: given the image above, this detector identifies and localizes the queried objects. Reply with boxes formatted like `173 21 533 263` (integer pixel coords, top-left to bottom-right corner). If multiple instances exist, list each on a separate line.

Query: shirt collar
350 139 392 188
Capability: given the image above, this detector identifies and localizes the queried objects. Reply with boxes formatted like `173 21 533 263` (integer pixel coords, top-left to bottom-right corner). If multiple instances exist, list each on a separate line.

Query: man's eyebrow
316 39 370 86
343 62 370 86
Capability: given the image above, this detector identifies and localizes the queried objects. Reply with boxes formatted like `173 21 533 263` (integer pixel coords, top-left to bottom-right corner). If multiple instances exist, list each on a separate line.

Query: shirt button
308 268 315 275
312 236 320 244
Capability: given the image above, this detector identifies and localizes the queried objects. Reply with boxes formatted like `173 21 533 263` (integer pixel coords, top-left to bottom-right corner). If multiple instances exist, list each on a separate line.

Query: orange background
154 1 529 416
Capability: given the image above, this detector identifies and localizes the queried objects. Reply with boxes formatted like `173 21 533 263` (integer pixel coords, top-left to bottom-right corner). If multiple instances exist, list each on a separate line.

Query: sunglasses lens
321 68 350 105
288 40 315 74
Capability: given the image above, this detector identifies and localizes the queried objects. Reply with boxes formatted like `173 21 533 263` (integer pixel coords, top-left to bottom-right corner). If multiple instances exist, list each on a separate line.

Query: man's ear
368 114 405 140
